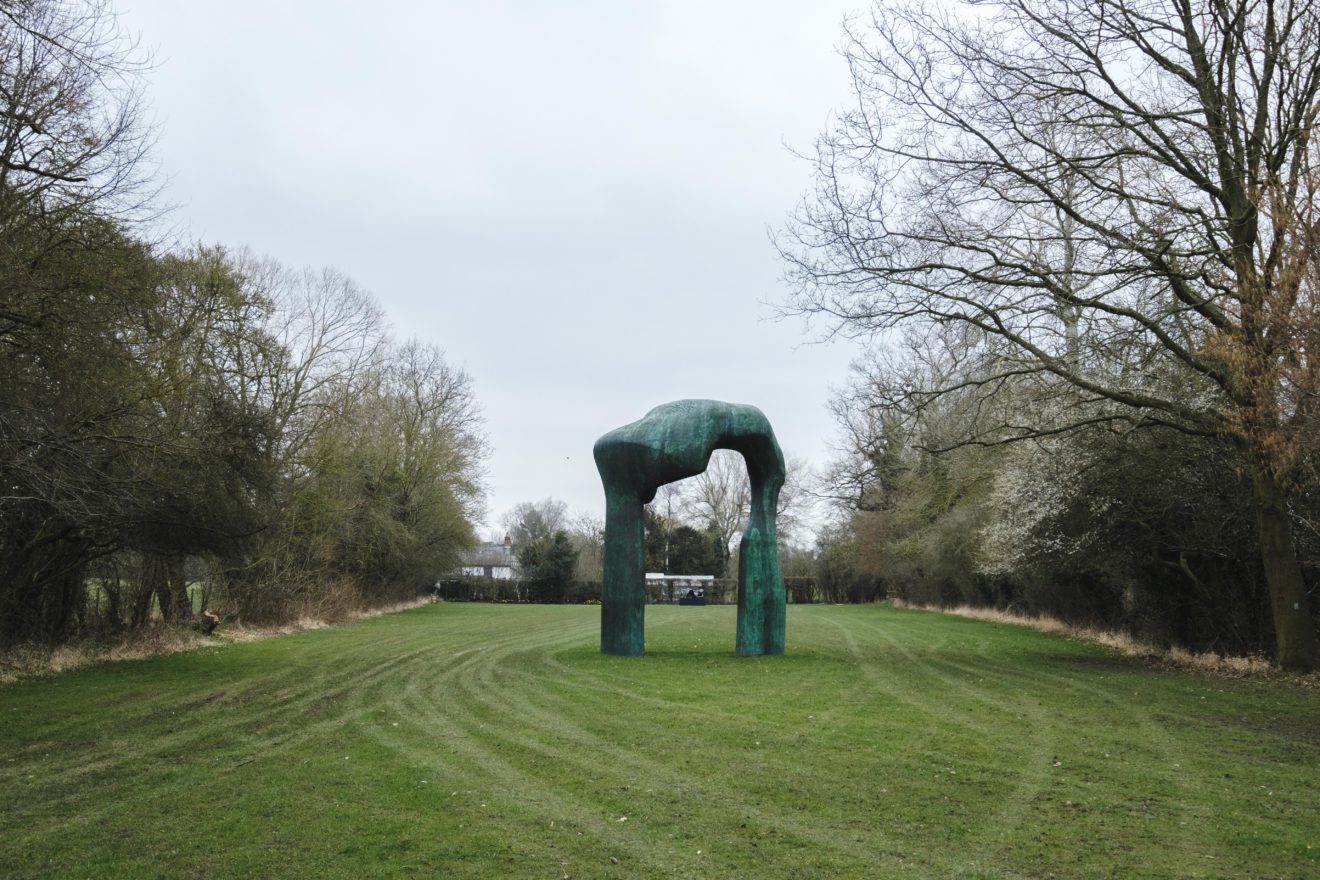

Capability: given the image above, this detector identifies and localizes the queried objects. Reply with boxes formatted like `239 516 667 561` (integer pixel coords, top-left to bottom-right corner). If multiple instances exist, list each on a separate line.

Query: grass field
1 603 1317 879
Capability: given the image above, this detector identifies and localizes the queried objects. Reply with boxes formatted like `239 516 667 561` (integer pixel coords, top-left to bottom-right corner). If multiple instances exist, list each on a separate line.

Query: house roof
460 542 516 567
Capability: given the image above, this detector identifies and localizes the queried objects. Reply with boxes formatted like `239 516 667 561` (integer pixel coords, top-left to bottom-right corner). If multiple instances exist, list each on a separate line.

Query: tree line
0 1 487 645
784 0 1320 670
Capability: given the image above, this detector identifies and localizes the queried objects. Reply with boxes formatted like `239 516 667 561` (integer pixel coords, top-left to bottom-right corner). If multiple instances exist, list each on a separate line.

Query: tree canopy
783 0 1320 669
0 1 489 644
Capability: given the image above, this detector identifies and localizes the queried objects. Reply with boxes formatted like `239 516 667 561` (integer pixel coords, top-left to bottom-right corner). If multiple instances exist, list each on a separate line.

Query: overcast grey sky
118 1 865 536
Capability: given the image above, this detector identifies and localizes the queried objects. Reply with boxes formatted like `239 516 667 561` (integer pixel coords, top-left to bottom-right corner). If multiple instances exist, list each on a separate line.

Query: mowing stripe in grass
2 603 1317 879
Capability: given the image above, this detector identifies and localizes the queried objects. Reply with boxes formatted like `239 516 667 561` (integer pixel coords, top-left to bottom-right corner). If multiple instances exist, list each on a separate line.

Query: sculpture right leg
601 493 646 656
736 523 785 655
736 479 786 655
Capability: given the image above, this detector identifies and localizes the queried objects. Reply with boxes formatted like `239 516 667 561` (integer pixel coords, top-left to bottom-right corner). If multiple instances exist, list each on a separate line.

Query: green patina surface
593 399 786 656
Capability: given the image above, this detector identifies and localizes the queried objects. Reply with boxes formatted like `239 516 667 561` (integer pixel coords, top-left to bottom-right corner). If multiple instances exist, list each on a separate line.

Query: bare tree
642 481 685 571
774 454 816 547
678 450 815 557
681 450 752 563
567 511 605 581
252 256 388 464
502 497 569 550
0 0 156 228
782 0 1320 670
241 332 488 618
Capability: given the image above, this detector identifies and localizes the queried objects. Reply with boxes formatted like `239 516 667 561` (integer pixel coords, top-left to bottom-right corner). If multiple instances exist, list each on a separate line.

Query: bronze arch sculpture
593 399 786 656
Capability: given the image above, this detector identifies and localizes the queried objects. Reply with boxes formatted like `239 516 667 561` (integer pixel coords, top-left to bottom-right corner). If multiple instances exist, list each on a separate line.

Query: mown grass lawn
1 603 1316 879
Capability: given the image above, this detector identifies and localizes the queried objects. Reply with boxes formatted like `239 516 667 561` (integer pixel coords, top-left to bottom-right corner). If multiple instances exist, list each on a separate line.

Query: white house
459 534 517 580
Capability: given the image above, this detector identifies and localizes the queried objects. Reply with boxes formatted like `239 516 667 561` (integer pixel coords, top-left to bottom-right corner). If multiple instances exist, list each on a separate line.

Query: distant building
459 534 517 579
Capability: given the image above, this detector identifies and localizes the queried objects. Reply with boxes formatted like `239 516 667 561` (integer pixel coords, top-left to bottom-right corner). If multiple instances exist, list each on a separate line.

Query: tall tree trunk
1251 466 1319 672
104 570 123 631
146 554 173 623
43 563 86 642
168 557 191 623
147 555 192 624
129 571 154 628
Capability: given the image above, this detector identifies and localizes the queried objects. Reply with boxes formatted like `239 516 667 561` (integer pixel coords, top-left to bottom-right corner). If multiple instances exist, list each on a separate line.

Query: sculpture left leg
601 493 646 656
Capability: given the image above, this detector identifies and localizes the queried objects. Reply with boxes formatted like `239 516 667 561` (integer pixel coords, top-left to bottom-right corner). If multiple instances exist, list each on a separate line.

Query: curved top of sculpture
593 399 785 503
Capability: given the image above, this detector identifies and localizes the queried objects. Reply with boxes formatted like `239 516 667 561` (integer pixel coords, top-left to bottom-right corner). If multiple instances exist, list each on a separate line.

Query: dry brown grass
220 596 432 643
890 599 1284 678
0 596 434 685
0 625 215 686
